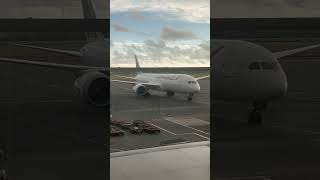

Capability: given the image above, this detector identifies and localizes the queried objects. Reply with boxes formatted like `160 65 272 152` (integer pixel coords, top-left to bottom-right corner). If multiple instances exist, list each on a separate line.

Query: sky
110 0 210 67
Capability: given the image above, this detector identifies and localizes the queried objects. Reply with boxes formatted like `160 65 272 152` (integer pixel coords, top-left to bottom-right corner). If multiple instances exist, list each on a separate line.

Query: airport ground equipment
110 126 125 136
130 126 143 134
112 120 132 129
110 119 121 126
132 120 161 134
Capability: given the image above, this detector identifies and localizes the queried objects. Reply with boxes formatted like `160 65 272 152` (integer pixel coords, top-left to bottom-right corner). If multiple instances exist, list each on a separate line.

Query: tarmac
110 75 210 152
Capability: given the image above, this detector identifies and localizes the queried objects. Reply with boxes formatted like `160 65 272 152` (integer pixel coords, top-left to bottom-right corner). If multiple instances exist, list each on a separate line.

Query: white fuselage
135 73 201 94
212 39 288 103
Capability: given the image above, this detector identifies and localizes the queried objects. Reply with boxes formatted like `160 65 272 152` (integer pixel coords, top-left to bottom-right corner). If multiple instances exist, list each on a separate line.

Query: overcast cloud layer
111 0 210 67
111 0 209 23
111 40 209 67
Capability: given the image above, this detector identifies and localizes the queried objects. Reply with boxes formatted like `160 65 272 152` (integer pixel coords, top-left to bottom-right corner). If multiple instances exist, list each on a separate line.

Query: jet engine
133 84 147 96
74 71 109 107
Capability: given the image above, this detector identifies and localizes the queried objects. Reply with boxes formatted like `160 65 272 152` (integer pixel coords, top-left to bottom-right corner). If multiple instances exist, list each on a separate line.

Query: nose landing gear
167 91 175 97
187 93 194 101
248 102 267 125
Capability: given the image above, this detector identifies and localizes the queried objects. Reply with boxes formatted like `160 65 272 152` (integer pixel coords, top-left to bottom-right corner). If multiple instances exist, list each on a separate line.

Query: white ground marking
113 105 204 113
148 123 176 135
163 117 210 135
149 123 210 140
170 117 210 126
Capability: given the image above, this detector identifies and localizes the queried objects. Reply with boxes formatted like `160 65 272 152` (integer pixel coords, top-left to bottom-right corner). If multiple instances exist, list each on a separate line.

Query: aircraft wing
0 57 107 72
274 43 320 58
112 75 136 80
12 43 83 57
196 75 210 80
111 80 160 90
111 141 210 180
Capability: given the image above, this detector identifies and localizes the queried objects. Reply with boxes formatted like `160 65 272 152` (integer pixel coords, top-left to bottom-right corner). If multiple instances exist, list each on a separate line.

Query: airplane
212 39 320 124
0 0 110 108
111 55 210 101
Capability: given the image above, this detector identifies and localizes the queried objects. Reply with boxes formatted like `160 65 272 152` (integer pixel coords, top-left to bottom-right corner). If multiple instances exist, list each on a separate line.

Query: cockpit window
248 62 260 70
249 61 278 71
261 62 275 70
188 81 197 84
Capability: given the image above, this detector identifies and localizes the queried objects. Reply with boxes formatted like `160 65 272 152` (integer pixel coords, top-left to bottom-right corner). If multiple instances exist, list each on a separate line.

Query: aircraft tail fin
135 55 142 74
81 0 105 41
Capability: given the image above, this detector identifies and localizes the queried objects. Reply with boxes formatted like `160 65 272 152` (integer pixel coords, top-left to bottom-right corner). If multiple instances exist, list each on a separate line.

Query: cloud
111 23 151 36
111 39 209 67
160 26 197 41
111 0 209 23
112 24 130 32
127 8 145 20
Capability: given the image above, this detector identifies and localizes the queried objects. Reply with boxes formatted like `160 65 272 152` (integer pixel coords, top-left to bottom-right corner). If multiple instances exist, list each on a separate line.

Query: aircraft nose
274 71 287 98
195 84 200 93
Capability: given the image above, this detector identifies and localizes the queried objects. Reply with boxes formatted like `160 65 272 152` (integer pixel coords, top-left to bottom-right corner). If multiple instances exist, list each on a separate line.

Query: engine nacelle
133 84 147 96
74 71 109 107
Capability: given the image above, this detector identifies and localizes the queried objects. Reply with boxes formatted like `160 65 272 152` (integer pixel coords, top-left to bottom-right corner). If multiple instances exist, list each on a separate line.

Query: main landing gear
187 93 193 101
143 92 151 97
167 91 175 97
248 102 267 125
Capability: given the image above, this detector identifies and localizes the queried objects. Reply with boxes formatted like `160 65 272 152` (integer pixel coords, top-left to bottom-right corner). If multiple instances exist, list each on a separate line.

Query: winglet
135 55 142 74
274 43 320 59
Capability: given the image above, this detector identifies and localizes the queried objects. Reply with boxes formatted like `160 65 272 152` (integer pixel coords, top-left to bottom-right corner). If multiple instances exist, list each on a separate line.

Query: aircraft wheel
248 110 262 125
167 91 175 96
143 92 151 97
253 101 268 111
187 96 193 101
